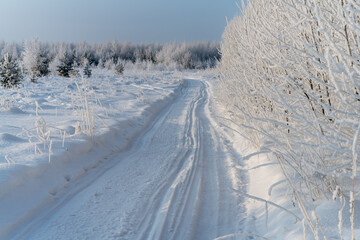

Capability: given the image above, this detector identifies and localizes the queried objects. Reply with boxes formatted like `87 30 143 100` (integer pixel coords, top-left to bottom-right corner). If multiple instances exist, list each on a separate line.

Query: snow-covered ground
0 69 184 238
1 69 357 240
0 69 247 240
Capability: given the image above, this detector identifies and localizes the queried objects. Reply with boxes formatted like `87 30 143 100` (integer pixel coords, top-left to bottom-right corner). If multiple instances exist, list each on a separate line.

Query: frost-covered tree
0 40 219 75
57 50 75 78
104 59 115 70
156 41 219 69
1 43 21 61
22 39 50 82
38 49 50 77
82 58 92 78
0 53 23 88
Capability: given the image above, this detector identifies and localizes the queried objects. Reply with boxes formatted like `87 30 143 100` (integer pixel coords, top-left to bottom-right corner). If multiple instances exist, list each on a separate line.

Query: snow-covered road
4 78 245 240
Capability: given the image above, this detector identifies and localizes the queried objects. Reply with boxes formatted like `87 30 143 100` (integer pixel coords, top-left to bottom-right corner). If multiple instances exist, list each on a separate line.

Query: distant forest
0 40 220 73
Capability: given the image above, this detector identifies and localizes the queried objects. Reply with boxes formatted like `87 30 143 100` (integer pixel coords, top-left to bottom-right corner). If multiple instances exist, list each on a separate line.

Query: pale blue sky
0 0 240 43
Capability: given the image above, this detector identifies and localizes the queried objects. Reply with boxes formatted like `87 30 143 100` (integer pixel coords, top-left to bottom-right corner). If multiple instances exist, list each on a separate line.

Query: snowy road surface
2 79 245 240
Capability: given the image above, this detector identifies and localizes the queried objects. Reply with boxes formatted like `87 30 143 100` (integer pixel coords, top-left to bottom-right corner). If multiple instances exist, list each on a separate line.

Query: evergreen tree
115 62 124 75
69 61 80 78
82 58 92 78
0 53 23 88
57 51 74 77
38 49 50 77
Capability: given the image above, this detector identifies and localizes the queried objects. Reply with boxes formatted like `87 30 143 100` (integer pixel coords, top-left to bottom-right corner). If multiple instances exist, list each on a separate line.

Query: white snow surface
1 69 356 240
0 69 247 240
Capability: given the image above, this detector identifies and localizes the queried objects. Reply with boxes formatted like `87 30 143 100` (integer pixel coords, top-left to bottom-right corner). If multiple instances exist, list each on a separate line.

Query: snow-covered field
0 69 185 238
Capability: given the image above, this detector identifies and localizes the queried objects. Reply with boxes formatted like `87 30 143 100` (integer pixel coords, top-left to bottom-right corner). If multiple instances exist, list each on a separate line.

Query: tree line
0 40 220 87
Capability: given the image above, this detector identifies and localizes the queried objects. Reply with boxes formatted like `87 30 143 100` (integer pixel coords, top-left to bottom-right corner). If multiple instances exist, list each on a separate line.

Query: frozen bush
218 0 360 238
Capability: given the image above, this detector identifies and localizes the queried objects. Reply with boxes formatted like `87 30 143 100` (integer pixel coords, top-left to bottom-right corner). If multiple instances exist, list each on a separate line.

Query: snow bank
0 69 183 237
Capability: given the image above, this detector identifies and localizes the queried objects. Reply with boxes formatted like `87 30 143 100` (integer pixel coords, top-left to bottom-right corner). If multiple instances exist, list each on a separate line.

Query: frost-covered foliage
115 61 125 75
156 42 220 69
218 0 360 238
22 39 50 82
0 40 219 83
82 58 92 78
57 49 75 78
0 53 23 88
0 42 21 60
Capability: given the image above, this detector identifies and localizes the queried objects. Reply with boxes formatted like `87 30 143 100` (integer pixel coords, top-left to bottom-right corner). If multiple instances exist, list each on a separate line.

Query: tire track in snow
134 80 242 240
125 80 206 240
22 79 243 240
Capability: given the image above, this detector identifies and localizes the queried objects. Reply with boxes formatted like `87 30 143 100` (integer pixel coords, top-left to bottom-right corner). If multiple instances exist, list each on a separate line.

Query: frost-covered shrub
218 0 360 237
0 53 23 88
